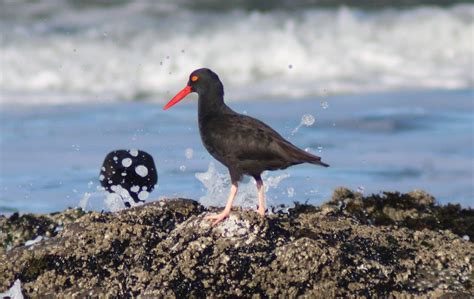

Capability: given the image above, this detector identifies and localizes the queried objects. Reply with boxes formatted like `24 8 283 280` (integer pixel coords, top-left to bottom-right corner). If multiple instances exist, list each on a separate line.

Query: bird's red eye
191 75 199 82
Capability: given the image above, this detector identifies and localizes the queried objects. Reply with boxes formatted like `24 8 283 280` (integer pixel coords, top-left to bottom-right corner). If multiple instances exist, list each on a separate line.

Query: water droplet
291 114 315 135
113 156 118 161
135 165 148 177
138 191 149 201
321 101 329 109
301 114 315 126
181 49 185 53
185 148 193 159
287 187 295 198
357 186 365 194
288 64 293 69
122 158 132 167
317 146 323 153
129 149 138 157
179 165 186 172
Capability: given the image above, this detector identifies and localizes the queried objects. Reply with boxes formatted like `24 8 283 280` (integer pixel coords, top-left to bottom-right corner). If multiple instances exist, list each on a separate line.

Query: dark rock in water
0 190 472 297
324 187 474 241
100 149 158 207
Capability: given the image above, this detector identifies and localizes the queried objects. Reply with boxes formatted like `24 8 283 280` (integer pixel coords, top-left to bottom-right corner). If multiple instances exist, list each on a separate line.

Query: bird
163 68 329 225
100 149 158 208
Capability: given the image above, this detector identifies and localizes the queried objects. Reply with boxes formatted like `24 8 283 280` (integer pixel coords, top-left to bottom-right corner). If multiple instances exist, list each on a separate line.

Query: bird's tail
308 157 330 168
276 138 330 167
292 147 330 167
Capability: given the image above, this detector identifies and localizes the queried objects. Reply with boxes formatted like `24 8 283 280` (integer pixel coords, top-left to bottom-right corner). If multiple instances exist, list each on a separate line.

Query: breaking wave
1 1 473 105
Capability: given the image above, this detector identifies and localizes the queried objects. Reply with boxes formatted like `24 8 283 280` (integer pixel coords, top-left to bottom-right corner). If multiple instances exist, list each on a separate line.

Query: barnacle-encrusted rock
0 191 472 297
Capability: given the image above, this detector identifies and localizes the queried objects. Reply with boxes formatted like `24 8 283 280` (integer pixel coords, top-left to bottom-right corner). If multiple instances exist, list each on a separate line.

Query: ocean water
0 1 473 213
1 1 473 103
1 89 473 213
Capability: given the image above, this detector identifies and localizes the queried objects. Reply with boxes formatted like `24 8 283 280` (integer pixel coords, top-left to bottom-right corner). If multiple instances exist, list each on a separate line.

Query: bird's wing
204 113 323 164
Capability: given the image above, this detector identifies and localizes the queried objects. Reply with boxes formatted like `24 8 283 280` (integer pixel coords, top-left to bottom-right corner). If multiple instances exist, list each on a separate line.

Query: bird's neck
197 90 229 121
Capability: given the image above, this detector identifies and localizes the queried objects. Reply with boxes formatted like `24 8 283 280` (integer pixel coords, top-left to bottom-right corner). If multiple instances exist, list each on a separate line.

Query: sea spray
291 113 315 135
78 192 91 210
1 5 472 105
195 162 290 210
0 279 24 299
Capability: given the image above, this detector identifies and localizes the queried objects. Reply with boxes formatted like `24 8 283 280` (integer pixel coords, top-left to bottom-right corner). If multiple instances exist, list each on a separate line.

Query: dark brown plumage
164 68 328 225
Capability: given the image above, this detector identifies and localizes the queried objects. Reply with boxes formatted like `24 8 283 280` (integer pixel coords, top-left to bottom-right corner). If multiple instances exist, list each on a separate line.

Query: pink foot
204 210 230 226
257 206 265 217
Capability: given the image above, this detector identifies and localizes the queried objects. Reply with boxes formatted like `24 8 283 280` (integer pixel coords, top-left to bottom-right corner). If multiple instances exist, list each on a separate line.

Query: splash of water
0 279 24 299
286 187 295 198
78 192 91 210
291 113 315 135
104 192 126 212
185 148 194 159
195 162 290 209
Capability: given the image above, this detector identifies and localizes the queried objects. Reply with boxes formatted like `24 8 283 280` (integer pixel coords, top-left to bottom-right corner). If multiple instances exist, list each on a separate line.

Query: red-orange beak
163 85 192 110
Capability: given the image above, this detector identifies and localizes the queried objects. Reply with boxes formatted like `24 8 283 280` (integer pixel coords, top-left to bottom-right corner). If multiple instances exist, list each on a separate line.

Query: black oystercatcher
100 149 158 208
164 68 329 225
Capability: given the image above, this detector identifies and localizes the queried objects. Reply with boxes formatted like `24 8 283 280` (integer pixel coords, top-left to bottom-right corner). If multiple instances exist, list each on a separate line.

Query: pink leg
204 183 238 226
256 177 265 216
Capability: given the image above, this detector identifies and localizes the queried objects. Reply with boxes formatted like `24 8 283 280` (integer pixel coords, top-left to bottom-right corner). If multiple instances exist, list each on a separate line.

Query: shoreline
1 188 473 297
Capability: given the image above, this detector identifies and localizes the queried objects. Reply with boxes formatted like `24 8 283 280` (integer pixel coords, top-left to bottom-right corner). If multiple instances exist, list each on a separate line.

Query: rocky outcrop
1 188 472 297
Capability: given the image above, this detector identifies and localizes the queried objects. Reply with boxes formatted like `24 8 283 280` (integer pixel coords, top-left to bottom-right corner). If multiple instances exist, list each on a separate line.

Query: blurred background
0 0 473 213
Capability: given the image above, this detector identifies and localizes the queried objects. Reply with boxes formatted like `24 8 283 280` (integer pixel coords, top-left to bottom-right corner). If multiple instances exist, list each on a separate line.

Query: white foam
0 279 24 299
104 192 126 212
1 5 472 106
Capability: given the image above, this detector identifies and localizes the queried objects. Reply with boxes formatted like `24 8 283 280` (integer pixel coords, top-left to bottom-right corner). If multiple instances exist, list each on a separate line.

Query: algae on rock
0 191 472 297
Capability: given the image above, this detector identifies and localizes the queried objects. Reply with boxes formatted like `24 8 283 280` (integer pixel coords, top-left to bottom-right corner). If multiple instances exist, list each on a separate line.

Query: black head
163 68 224 110
187 68 224 96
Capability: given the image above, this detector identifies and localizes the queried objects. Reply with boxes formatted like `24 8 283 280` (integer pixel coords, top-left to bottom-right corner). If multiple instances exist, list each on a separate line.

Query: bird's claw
204 211 230 226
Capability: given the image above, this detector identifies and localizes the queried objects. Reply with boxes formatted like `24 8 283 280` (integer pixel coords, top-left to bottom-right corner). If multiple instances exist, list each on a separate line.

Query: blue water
1 1 473 213
0 89 472 213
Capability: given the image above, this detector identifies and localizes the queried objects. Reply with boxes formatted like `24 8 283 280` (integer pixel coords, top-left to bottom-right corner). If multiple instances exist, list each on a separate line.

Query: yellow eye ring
191 75 199 82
